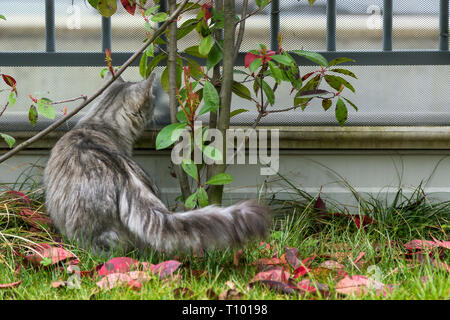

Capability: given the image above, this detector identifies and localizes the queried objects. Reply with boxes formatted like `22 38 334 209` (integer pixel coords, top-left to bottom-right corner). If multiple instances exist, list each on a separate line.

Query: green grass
0 176 449 300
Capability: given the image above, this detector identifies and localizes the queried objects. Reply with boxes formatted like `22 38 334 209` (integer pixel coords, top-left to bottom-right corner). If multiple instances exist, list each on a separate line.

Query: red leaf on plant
1 74 17 93
0 280 22 289
24 244 76 267
244 52 260 68
6 190 31 206
120 0 136 15
150 260 182 279
201 3 213 21
98 257 139 276
302 72 315 82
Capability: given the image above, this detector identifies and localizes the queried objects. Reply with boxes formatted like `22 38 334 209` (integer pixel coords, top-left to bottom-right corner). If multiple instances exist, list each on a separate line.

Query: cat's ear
138 72 156 92
104 70 124 83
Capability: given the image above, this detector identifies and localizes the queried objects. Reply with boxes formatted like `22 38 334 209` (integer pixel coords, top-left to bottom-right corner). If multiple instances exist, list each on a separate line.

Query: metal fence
0 0 448 67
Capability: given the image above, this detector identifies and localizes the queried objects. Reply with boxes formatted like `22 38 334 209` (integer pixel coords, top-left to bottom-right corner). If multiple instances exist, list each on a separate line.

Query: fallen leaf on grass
6 190 31 206
51 280 67 289
297 279 329 295
98 257 139 276
250 268 291 283
319 260 345 270
404 240 438 251
24 244 76 267
430 236 450 250
96 271 152 291
293 255 316 279
0 280 22 289
335 275 387 296
151 260 182 279
19 209 53 229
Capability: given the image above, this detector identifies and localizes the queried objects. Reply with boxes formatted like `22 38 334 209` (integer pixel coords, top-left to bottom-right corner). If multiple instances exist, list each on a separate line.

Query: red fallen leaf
0 280 22 289
293 255 317 278
352 251 366 264
98 257 139 276
6 190 31 206
404 240 439 251
96 271 151 291
296 279 317 293
51 280 67 288
127 279 142 291
284 247 301 269
120 0 136 15
335 275 386 296
151 260 182 279
19 209 53 229
233 250 243 267
250 268 291 284
249 280 296 294
258 242 271 252
431 235 450 250
314 195 327 214
253 257 286 268
353 215 377 229
24 244 76 267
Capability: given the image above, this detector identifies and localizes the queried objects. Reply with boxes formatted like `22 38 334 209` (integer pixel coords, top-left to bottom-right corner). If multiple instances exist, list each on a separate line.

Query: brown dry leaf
319 260 346 270
0 280 22 289
219 289 243 300
174 287 194 299
233 250 243 267
51 280 67 289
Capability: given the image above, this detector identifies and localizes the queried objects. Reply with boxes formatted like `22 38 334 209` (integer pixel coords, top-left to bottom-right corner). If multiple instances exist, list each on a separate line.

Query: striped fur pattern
44 73 271 254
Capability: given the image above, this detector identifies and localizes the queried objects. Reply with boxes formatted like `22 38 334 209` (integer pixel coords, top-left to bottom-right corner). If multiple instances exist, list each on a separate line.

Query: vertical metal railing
102 17 112 51
383 0 393 51
45 0 55 52
270 0 280 51
439 0 449 51
326 0 337 51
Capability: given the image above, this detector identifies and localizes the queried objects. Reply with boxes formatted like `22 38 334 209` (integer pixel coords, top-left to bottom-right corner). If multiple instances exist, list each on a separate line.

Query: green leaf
199 35 214 56
206 173 234 185
230 108 248 118
185 191 198 209
261 80 275 105
0 15 6 21
330 68 358 79
270 54 293 66
268 61 283 84
177 19 199 40
146 52 167 77
0 133 15 148
184 45 207 58
324 75 355 93
150 12 168 22
249 58 262 73
182 159 199 181
202 145 222 162
197 187 208 207
87 0 98 9
296 89 330 99
8 92 16 106
155 122 187 150
328 57 355 67
255 0 270 9
199 80 219 115
37 98 55 119
160 65 182 94
322 99 332 111
335 98 348 126
343 97 358 111
97 0 117 17
100 67 109 78
139 53 147 78
28 105 38 126
145 43 154 58
176 109 188 123
232 81 252 101
145 5 160 16
308 0 316 5
291 50 328 67
206 43 223 70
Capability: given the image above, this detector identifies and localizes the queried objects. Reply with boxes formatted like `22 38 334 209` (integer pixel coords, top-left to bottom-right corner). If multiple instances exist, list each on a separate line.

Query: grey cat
44 72 271 254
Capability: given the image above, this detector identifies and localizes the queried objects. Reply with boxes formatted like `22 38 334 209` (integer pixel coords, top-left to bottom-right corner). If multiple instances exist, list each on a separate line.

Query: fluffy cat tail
146 200 271 253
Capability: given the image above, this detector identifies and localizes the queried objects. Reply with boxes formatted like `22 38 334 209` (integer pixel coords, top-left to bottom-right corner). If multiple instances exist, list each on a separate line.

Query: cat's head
78 71 157 143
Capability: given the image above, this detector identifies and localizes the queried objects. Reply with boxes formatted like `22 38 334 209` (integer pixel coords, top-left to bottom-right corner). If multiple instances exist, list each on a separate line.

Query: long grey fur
44 73 271 254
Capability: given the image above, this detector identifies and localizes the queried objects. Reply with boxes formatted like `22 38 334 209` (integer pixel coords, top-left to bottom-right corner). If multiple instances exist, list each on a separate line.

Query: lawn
0 176 448 300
